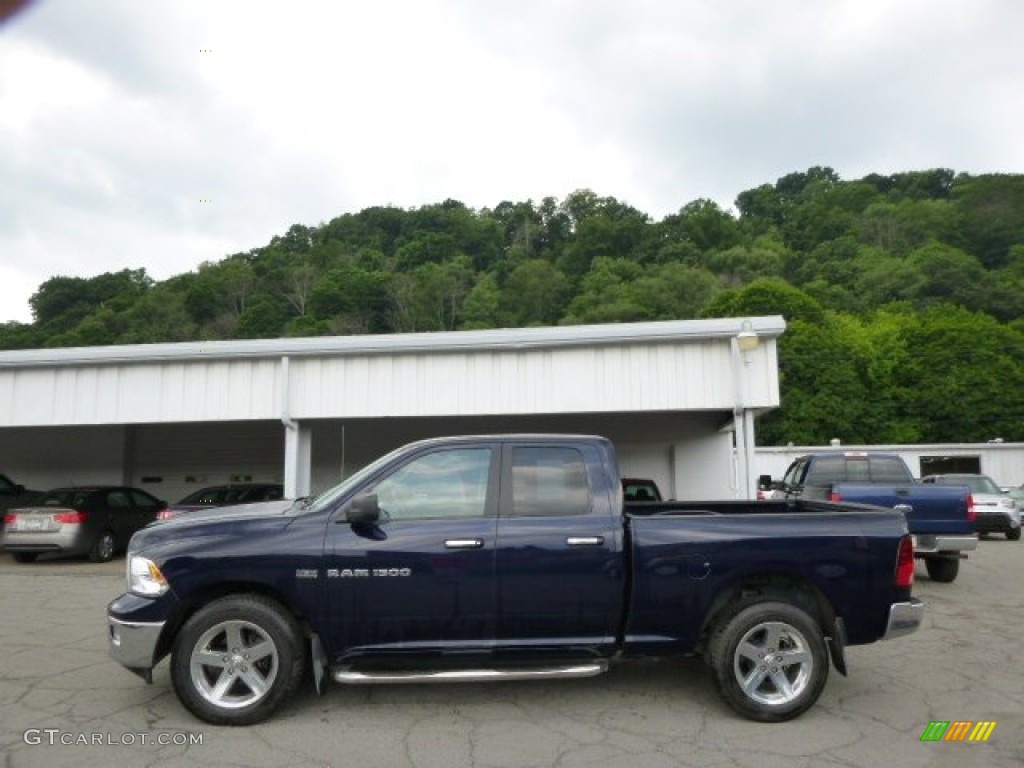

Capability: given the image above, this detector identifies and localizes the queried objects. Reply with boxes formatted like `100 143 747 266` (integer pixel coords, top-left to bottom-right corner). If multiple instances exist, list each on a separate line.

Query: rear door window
506 446 591 517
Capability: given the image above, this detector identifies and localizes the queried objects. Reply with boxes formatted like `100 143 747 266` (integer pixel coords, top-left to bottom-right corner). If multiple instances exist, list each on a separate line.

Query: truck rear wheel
708 600 828 722
924 557 959 583
171 595 304 726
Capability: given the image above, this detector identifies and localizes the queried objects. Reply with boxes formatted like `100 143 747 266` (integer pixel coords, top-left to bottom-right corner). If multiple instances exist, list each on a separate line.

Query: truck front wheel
708 601 828 722
171 595 305 726
924 557 959 582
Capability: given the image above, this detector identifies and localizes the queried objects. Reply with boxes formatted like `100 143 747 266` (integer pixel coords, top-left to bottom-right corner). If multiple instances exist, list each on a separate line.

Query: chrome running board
332 662 608 685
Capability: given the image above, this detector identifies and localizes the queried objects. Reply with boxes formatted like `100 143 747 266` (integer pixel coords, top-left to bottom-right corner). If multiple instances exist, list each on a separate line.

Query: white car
921 474 1020 541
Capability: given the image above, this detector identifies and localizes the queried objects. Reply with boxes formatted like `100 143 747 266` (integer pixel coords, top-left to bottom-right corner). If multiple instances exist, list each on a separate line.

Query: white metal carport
0 318 785 502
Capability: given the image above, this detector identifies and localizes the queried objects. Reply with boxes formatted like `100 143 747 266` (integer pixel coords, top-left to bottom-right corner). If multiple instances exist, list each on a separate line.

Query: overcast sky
2 0 1022 324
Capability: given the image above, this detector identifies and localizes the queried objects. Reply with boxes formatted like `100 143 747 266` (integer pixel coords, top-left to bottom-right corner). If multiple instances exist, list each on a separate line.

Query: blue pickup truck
771 452 976 583
107 435 922 726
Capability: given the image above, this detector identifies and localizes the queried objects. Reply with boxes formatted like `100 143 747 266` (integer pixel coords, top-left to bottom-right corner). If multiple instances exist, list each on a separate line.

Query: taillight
53 511 88 524
3 513 15 525
966 494 976 523
156 509 175 520
828 491 842 502
894 534 915 587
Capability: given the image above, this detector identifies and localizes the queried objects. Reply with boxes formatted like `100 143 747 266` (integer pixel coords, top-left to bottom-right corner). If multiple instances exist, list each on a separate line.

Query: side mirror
346 493 380 524
757 475 773 491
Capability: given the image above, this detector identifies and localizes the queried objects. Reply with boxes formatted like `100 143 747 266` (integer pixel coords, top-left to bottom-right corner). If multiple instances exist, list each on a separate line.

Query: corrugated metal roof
0 317 786 369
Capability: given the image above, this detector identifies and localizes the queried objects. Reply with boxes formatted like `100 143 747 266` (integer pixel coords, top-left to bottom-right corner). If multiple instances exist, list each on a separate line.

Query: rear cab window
802 455 913 486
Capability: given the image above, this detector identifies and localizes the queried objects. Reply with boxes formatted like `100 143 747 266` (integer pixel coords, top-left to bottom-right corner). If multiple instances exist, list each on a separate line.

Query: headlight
999 498 1015 509
128 555 169 597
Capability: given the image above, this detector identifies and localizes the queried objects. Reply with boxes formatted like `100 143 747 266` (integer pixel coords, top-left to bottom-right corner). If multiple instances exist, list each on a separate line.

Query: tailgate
832 484 972 536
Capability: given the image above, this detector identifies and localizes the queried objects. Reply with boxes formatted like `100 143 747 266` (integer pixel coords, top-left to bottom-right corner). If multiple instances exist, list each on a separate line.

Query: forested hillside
3 167 1022 445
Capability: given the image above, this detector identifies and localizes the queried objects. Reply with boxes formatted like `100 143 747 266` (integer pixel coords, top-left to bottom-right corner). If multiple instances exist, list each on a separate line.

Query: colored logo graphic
920 721 996 742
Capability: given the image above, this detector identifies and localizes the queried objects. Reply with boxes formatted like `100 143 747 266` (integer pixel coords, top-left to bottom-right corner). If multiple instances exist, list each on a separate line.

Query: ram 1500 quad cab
108 435 923 725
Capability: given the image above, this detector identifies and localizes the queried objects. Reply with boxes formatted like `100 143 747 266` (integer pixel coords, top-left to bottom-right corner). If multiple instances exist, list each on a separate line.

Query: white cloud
1 0 1023 323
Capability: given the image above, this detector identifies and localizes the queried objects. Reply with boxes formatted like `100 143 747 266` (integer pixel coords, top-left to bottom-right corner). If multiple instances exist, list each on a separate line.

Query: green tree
755 317 874 445
389 257 474 332
629 262 721 320
704 245 784 287
899 306 1024 441
308 265 393 334
29 269 152 332
661 199 742 254
701 278 826 325
952 173 1024 268
562 258 647 324
459 273 506 330
556 191 652 281
501 260 571 326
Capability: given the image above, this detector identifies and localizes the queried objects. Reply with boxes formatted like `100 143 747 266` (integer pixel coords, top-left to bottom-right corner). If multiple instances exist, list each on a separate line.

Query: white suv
922 473 1020 541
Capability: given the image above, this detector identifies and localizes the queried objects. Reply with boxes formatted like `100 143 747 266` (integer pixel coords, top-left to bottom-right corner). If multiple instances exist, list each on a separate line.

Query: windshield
302 443 413 515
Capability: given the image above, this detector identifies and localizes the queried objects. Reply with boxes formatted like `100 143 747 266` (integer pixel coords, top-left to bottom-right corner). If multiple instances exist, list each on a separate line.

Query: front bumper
883 599 924 640
107 590 175 681
108 615 165 680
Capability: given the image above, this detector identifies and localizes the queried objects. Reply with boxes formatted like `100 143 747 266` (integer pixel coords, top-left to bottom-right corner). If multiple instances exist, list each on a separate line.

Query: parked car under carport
158 483 284 520
2 486 167 563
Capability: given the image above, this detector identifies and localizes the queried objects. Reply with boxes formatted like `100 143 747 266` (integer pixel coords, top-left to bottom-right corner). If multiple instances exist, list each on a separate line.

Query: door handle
893 504 913 514
566 536 604 546
444 538 484 549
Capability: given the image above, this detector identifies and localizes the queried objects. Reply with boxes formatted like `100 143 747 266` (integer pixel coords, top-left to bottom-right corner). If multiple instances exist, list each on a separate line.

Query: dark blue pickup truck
107 435 922 726
772 452 977 583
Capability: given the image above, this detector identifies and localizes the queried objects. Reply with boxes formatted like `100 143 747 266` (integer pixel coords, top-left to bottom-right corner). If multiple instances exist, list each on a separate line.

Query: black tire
171 595 304 726
708 600 828 722
925 557 959 583
88 530 116 562
12 552 38 564
1007 528 1021 542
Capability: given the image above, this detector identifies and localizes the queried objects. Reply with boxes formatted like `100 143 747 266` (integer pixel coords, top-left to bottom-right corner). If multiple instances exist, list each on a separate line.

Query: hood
159 498 300 522
132 498 304 552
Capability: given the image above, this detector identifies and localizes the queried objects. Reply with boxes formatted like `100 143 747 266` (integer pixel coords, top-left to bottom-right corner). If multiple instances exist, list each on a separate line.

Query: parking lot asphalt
0 541 1022 768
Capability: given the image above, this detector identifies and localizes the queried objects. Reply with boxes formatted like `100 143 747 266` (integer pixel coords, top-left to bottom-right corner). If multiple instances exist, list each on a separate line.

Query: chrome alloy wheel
189 620 280 709
732 620 813 707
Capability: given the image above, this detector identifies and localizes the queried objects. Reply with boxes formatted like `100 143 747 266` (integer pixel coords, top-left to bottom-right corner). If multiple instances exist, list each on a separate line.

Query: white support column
731 322 761 500
284 421 312 499
280 354 311 498
731 337 748 499
742 408 757 499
